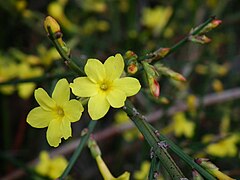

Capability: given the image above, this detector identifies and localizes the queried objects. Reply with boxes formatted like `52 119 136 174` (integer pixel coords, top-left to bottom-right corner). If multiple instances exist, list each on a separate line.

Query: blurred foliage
1 0 240 179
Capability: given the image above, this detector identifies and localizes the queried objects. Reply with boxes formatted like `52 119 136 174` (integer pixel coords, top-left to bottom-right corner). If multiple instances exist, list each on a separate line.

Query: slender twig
139 16 215 62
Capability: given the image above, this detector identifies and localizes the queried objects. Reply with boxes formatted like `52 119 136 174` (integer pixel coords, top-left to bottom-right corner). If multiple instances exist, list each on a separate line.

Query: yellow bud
44 16 61 34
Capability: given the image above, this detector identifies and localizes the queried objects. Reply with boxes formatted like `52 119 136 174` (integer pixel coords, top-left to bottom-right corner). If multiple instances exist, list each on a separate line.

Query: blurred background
0 0 240 179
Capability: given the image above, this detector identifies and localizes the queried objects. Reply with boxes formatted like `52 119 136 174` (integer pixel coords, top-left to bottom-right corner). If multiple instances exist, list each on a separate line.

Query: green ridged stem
148 125 216 180
123 100 186 180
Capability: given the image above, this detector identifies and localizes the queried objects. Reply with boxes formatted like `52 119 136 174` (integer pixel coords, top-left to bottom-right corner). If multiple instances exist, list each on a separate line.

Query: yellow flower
70 54 141 120
27 78 84 147
133 161 150 180
35 151 68 179
205 134 239 157
172 112 195 138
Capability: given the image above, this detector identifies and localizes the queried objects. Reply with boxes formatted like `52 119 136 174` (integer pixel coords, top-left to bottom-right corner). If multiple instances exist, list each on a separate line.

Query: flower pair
27 54 141 147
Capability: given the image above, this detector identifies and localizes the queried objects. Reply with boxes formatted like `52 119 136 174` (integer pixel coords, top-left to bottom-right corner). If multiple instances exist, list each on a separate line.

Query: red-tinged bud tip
195 158 208 165
150 79 160 97
125 50 137 59
211 19 222 28
127 63 138 74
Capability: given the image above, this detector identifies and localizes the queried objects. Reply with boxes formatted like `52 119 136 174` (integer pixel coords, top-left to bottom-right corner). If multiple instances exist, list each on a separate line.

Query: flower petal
27 107 52 128
70 77 98 97
106 88 126 108
46 119 62 147
61 118 72 140
104 54 124 81
35 88 56 111
63 100 84 122
88 93 110 120
85 59 106 83
52 79 70 106
113 77 141 96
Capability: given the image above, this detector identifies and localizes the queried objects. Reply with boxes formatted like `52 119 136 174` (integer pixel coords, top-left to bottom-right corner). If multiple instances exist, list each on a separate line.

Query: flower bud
154 63 186 82
149 77 160 97
88 137 101 158
44 16 61 35
189 35 211 44
127 63 138 75
153 47 170 59
125 50 137 60
199 19 222 34
142 62 160 97
195 158 236 180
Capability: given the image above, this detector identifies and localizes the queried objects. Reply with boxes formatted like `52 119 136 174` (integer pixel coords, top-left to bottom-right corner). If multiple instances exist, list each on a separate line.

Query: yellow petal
70 77 98 97
47 119 62 147
63 100 84 122
52 79 70 106
85 59 106 83
35 88 56 111
61 118 71 140
104 54 124 81
106 88 126 108
27 107 52 128
88 94 110 120
114 77 141 96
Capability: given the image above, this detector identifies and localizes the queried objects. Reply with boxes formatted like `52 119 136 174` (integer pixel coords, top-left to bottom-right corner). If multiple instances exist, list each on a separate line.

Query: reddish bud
127 63 138 74
154 47 170 59
150 78 160 97
211 19 222 28
189 35 211 44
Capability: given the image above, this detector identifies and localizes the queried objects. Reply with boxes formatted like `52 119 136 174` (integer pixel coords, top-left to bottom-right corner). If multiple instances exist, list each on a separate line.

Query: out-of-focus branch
2 87 240 179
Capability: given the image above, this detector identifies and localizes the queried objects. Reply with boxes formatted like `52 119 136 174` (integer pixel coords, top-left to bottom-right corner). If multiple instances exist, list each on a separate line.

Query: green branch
123 100 185 180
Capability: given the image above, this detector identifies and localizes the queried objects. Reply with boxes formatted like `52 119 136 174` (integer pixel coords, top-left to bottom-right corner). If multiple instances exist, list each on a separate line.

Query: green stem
123 100 185 180
139 16 215 62
47 26 85 76
59 120 97 179
148 125 216 180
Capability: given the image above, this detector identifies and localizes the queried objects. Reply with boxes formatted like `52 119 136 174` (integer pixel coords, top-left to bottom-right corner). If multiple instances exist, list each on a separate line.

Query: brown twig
2 87 240 179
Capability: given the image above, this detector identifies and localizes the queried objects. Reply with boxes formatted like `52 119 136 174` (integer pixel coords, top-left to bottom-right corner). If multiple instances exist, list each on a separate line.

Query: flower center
100 83 108 90
57 107 64 117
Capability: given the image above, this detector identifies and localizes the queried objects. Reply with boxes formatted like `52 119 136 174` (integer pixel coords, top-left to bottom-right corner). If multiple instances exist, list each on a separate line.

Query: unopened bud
149 77 160 97
153 48 170 59
127 63 138 74
195 158 236 180
189 35 211 44
199 19 222 34
125 50 137 60
154 63 186 82
192 169 204 180
88 136 101 158
44 16 61 35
